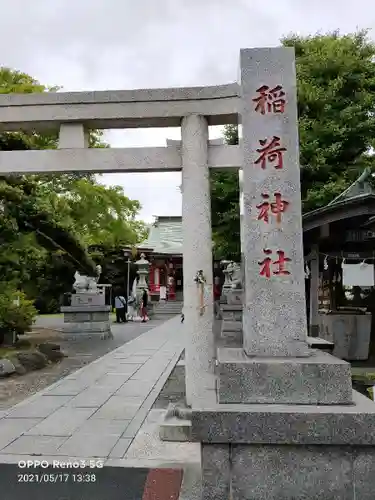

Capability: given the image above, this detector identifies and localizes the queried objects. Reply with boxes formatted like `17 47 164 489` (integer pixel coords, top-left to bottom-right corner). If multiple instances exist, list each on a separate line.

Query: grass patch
351 369 375 380
38 313 63 318
0 345 32 359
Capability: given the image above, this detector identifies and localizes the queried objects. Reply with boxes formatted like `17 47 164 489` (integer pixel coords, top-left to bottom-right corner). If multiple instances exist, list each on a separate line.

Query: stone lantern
221 260 233 296
135 253 149 297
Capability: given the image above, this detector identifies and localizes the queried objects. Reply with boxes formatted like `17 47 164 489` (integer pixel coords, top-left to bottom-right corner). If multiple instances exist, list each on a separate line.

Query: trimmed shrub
0 288 37 343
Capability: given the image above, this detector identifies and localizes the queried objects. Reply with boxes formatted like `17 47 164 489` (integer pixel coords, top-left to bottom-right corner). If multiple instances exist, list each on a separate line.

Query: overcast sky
1 0 374 222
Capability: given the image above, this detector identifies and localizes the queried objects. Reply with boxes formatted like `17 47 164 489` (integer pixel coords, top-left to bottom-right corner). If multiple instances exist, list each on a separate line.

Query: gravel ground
0 315 171 410
152 357 186 409
152 318 220 410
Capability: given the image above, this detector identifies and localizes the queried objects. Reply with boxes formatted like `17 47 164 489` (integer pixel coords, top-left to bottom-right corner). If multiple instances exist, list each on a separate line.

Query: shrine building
304 167 375 361
135 216 183 301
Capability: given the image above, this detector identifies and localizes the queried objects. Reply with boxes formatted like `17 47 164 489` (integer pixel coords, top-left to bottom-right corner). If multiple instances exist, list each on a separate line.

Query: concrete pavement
0 316 199 466
33 315 172 367
0 315 202 499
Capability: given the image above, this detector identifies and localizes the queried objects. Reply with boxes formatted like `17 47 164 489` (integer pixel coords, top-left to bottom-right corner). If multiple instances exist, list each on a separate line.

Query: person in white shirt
114 294 127 323
127 294 136 321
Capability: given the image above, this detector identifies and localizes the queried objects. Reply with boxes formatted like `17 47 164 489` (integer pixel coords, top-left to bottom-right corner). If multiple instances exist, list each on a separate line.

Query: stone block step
159 417 192 442
220 330 243 344
221 310 242 321
221 320 242 333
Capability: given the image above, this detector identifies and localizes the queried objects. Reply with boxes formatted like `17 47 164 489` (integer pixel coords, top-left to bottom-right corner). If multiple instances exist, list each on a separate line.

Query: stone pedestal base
220 304 242 322
71 293 105 307
220 321 243 344
220 321 242 333
217 347 353 405
226 289 243 305
192 391 375 500
61 305 112 338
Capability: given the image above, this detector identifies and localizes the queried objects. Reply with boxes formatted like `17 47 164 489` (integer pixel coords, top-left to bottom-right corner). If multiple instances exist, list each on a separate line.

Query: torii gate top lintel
0 82 240 133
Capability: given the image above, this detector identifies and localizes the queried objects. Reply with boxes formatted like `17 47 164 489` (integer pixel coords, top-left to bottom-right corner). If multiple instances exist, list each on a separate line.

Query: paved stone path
0 316 187 465
0 317 170 410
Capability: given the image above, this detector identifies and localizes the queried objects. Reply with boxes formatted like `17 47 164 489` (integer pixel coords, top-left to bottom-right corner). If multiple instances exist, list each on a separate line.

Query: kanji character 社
258 249 291 278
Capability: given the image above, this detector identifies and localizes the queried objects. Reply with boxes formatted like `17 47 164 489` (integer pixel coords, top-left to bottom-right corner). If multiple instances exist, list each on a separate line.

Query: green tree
210 126 240 261
0 175 96 279
0 67 146 313
285 29 375 211
38 178 146 248
212 30 375 259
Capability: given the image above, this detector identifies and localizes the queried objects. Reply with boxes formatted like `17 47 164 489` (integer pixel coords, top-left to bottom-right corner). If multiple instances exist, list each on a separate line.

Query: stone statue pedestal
71 293 105 307
220 304 242 322
219 290 243 344
61 293 112 339
226 289 243 305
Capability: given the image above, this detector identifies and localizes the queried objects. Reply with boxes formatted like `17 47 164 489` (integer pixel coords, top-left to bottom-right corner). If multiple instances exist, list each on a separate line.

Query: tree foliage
212 30 375 259
0 66 146 313
0 287 37 341
284 29 375 211
210 126 240 261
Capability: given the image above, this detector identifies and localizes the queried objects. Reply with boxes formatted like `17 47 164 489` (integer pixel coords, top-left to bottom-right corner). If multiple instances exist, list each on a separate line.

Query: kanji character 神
259 249 291 278
256 192 289 224
255 136 286 170
252 85 286 114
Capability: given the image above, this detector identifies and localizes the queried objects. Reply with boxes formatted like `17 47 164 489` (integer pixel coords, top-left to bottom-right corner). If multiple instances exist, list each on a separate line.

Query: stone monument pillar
181 114 214 406
192 47 375 500
218 46 351 404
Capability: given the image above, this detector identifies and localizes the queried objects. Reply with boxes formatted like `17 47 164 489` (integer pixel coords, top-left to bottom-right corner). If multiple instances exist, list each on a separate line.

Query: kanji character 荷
255 136 286 170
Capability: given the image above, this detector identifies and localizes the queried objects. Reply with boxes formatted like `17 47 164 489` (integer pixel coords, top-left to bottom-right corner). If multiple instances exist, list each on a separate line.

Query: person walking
114 293 127 323
213 280 222 319
141 288 148 323
127 294 136 321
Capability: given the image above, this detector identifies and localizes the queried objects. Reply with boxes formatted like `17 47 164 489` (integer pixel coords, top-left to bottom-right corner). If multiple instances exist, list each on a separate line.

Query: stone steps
153 301 183 316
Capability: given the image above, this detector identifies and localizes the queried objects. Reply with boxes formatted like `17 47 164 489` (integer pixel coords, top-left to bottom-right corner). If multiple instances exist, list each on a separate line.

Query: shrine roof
137 216 182 255
303 169 375 233
327 167 375 205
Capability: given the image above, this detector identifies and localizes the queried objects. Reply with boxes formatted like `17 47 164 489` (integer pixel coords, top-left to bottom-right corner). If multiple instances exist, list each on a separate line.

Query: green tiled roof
303 168 375 228
328 167 375 205
138 216 182 255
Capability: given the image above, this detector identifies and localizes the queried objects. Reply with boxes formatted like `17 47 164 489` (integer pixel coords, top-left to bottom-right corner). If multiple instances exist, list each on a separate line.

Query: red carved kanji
256 193 289 224
252 85 286 114
259 249 273 278
255 136 286 170
259 249 291 278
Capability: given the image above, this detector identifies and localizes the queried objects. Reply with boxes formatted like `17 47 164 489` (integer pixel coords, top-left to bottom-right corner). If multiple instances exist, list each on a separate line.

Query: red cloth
213 284 221 300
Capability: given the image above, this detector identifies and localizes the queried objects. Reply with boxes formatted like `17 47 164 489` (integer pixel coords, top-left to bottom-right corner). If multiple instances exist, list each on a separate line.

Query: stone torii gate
1 48 375 499
0 82 240 406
